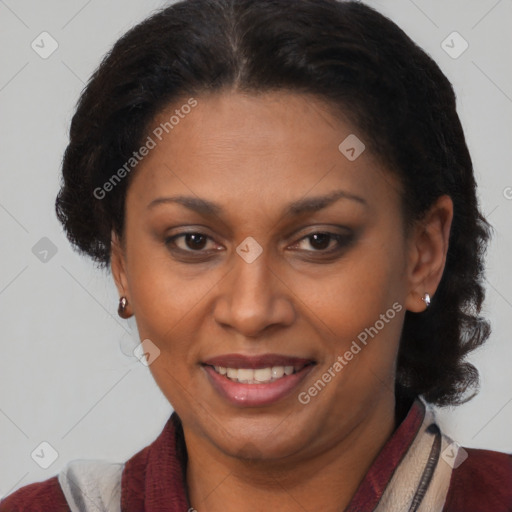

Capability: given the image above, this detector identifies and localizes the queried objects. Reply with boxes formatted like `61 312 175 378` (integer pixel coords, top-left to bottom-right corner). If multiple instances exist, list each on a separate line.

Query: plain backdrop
0 0 511 497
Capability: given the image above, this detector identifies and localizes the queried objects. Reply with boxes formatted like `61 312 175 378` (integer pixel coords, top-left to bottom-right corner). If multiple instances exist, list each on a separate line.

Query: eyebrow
147 190 367 217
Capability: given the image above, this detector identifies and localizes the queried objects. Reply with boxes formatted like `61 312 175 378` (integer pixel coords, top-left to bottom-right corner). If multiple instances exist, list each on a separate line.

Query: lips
202 353 316 407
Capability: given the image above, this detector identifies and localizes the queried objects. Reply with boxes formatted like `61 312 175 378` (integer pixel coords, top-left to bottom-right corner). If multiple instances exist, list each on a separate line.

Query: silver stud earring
421 292 431 308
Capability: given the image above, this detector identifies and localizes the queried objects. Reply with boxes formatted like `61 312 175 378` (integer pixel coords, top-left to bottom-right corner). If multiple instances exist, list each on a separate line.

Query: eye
291 231 353 254
165 232 218 252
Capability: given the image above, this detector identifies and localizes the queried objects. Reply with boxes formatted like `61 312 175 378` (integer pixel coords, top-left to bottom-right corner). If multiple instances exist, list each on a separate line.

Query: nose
213 248 296 338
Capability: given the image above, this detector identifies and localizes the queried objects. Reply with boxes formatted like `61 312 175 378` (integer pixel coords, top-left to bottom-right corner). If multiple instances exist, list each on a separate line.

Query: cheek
124 241 229 379
128 264 209 344
302 235 406 335
124 228 203 321
293 234 407 396
125 254 212 407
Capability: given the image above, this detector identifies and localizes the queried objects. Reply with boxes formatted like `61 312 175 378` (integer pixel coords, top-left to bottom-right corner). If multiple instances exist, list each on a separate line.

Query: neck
184 396 397 512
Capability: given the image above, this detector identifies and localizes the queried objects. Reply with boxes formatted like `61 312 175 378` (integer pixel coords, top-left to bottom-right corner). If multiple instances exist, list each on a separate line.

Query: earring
421 292 431 308
118 296 130 318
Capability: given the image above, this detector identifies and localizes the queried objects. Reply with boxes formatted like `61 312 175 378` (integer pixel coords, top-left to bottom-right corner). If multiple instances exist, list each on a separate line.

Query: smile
210 364 308 384
202 354 316 406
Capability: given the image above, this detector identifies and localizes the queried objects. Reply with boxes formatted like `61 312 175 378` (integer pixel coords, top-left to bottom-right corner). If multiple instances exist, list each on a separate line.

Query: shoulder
443 447 512 512
0 415 178 512
0 476 70 512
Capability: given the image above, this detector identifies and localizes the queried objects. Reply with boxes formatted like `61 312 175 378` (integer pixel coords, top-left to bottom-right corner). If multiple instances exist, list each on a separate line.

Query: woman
1 0 510 510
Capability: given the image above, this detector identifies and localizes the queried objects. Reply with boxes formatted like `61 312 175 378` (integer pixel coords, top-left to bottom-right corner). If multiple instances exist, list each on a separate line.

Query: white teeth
271 366 284 379
226 367 238 379
237 368 253 383
254 367 272 382
212 365 305 384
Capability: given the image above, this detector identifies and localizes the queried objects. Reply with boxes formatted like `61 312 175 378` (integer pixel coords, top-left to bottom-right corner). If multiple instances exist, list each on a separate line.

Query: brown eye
308 233 331 250
296 232 343 252
183 233 207 250
166 232 216 252
289 230 355 258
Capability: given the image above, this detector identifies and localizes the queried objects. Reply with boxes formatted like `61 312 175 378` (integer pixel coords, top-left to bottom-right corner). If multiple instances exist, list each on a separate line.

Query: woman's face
112 90 428 461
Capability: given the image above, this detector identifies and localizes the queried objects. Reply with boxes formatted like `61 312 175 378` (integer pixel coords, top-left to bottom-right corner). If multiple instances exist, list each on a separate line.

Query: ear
404 195 453 313
111 230 132 317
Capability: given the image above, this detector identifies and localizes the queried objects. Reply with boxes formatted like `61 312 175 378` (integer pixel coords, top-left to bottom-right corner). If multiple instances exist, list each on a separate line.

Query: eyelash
164 230 354 260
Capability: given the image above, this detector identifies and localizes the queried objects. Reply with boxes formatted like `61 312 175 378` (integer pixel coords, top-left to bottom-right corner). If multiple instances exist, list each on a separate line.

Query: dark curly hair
55 0 491 406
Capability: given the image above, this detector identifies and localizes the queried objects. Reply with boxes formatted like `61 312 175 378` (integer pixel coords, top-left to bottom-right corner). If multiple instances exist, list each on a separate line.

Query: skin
111 90 453 512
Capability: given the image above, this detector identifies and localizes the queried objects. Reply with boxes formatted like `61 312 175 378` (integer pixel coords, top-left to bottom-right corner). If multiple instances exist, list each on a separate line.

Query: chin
207 411 309 461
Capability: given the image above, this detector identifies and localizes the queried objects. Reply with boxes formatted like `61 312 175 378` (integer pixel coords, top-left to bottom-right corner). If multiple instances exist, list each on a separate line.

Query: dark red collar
345 398 425 510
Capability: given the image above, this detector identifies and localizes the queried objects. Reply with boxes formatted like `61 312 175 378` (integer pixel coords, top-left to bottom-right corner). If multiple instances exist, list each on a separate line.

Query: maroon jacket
1 398 511 511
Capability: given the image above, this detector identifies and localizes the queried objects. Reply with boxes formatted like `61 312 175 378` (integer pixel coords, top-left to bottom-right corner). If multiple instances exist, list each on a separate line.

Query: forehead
126 90 400 213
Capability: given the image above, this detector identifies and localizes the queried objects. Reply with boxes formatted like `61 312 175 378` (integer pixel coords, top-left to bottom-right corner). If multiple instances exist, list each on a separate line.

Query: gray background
0 0 511 497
